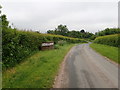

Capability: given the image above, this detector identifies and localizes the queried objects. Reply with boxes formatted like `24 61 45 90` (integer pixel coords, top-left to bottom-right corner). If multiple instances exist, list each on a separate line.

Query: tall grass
3 44 75 88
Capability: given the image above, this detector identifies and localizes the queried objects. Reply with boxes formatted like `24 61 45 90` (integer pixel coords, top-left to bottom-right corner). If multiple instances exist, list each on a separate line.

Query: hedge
2 28 86 69
94 34 119 47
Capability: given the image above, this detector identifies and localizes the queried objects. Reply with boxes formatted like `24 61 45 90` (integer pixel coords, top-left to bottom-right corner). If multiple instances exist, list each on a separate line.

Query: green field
90 43 119 64
3 44 75 88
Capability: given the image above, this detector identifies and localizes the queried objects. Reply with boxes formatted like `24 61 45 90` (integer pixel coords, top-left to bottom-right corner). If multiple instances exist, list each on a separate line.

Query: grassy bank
90 43 119 64
3 44 75 88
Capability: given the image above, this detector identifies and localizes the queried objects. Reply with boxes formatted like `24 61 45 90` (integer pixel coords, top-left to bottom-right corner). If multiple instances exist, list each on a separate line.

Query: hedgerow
94 34 119 47
2 28 86 69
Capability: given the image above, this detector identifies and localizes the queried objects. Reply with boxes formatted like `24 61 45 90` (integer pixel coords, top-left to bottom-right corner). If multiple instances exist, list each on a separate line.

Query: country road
54 43 119 88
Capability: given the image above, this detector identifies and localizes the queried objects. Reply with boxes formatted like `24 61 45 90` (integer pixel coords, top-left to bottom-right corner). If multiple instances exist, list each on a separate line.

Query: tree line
47 25 120 40
47 25 95 40
95 28 120 36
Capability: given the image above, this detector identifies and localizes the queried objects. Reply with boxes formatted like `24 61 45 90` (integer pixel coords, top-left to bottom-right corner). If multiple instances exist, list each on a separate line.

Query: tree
47 30 54 34
0 5 2 14
56 24 69 36
80 29 85 33
95 28 120 37
1 14 9 28
46 25 95 40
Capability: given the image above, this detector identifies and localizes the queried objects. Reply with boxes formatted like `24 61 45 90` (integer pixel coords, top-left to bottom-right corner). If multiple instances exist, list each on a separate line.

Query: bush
2 28 87 69
58 40 66 46
54 44 60 49
94 34 119 47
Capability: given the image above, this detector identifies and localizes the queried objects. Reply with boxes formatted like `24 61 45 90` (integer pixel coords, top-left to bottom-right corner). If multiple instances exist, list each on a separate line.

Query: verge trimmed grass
3 44 75 88
90 43 119 64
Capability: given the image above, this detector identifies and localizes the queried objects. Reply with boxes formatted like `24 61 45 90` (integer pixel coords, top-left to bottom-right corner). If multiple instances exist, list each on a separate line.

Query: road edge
89 44 119 67
52 45 75 88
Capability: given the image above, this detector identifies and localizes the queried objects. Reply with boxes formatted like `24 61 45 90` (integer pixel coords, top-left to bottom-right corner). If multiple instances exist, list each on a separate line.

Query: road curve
54 43 119 88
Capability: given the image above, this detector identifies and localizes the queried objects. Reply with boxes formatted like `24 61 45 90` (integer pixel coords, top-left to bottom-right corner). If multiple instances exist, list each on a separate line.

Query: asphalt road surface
54 43 119 88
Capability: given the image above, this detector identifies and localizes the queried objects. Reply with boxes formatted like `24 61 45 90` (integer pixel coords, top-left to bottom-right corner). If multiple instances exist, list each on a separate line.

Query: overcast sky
1 0 119 33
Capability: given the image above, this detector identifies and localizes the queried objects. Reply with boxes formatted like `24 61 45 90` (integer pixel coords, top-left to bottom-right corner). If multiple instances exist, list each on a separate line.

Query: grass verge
90 43 119 64
3 44 75 88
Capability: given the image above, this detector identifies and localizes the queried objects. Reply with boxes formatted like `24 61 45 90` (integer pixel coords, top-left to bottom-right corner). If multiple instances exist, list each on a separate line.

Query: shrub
2 28 87 69
58 40 66 46
54 44 60 49
94 34 119 47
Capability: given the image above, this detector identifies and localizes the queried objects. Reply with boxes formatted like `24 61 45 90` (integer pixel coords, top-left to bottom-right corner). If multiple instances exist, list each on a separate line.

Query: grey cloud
1 1 118 33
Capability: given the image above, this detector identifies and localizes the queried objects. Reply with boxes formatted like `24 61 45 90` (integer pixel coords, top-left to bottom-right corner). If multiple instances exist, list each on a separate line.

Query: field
3 44 75 88
90 43 119 64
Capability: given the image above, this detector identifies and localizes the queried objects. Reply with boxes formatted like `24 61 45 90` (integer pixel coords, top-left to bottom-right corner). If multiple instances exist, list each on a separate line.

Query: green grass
90 43 119 64
3 44 75 88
